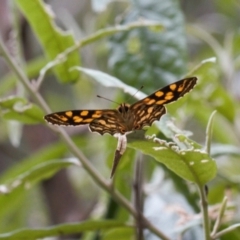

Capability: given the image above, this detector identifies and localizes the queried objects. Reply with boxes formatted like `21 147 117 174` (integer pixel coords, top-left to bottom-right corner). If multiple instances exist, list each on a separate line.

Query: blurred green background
0 0 239 239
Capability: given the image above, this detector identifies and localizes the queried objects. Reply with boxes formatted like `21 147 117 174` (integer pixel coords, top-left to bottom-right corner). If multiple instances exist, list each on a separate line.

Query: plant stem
211 196 228 238
133 156 144 240
212 223 240 239
199 185 211 240
199 110 217 239
0 36 169 240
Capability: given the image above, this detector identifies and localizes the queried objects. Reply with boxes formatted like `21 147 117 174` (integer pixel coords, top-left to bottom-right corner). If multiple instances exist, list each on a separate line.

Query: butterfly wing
88 110 126 135
140 77 198 106
130 77 197 129
44 109 125 135
130 103 166 129
45 78 197 134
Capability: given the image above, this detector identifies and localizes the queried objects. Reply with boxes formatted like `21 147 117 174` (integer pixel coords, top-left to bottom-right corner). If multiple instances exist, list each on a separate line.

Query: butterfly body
45 77 197 135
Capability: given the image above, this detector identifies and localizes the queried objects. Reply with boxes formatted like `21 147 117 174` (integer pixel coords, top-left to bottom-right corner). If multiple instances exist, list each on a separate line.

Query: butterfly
44 77 197 135
44 77 197 177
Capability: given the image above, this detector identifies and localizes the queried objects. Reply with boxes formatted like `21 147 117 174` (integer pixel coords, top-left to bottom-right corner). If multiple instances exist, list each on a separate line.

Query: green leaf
3 159 79 193
108 0 187 92
72 66 146 99
0 137 86 228
15 0 80 83
0 137 86 184
128 135 217 186
205 110 217 154
191 57 236 122
0 157 77 229
0 96 25 108
188 58 239 144
102 227 134 240
3 105 44 124
154 114 197 143
0 220 131 240
0 96 44 124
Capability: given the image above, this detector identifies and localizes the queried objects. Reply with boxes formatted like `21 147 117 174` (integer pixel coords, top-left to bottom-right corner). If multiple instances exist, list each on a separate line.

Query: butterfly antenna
97 86 144 104
97 95 120 105
126 85 144 102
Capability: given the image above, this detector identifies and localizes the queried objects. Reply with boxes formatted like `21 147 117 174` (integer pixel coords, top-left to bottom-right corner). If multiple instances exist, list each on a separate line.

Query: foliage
0 0 239 239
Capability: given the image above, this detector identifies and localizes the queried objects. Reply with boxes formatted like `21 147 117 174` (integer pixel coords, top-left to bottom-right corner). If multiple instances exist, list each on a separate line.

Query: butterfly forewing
137 77 197 107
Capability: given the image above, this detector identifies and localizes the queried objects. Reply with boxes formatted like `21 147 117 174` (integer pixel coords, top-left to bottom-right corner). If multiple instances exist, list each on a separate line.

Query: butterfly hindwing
44 109 126 135
88 110 126 135
130 104 166 130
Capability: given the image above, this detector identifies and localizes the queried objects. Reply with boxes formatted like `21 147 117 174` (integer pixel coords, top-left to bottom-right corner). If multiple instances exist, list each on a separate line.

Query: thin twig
212 223 240 239
211 197 228 238
133 155 144 240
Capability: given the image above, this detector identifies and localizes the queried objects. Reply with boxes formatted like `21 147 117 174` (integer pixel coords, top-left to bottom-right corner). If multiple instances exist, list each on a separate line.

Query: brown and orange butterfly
44 77 197 135
45 77 197 177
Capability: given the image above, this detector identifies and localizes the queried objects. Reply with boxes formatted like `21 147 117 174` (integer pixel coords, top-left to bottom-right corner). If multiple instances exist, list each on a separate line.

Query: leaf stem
211 196 228 238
